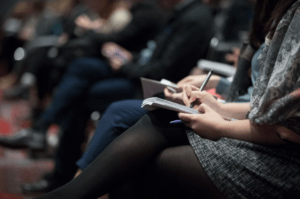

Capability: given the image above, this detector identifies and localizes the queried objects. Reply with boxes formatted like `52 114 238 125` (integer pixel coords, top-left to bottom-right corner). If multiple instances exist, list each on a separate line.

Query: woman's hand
182 85 222 112
164 88 184 104
178 104 227 140
177 75 220 89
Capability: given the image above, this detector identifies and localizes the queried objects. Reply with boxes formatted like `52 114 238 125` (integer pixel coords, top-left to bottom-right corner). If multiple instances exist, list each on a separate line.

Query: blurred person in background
1 0 158 121
0 0 45 81
4 0 166 194
1 0 214 194
34 0 300 198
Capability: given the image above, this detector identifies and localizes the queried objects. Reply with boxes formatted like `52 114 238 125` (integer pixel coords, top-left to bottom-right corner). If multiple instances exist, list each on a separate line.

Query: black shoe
0 128 46 150
3 84 29 100
22 173 70 193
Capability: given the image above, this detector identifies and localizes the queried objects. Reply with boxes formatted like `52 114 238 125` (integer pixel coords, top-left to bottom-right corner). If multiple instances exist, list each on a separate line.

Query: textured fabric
185 3 300 198
249 1 300 134
251 43 265 85
187 129 300 199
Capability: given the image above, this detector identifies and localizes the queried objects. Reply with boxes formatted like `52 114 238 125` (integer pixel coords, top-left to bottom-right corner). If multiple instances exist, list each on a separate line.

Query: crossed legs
36 110 225 199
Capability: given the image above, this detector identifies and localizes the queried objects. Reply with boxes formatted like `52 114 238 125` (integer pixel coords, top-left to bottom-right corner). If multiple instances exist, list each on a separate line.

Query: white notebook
142 97 199 114
141 97 237 121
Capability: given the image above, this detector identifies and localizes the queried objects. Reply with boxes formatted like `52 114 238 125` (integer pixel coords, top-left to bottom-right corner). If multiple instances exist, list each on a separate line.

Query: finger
178 113 194 123
189 91 201 105
190 85 201 91
197 103 213 114
182 85 192 106
164 88 172 97
183 85 204 106
189 90 209 105
197 103 207 113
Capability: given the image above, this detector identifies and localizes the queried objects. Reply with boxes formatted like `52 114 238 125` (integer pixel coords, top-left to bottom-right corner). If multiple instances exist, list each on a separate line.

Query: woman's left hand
178 103 227 141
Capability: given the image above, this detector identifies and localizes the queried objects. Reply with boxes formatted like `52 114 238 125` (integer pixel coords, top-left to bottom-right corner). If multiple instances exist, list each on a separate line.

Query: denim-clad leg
76 99 148 169
85 78 135 111
40 57 113 124
53 105 91 180
53 79 135 179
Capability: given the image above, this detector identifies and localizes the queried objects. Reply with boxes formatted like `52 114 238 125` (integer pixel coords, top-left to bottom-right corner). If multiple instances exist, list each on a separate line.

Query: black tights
36 110 225 199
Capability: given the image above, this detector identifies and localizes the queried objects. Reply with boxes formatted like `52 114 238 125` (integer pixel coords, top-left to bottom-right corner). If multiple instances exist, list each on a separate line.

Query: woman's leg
36 110 224 199
152 146 226 199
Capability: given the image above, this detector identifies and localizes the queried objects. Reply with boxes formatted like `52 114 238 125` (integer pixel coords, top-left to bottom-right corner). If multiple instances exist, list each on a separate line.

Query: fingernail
191 97 196 101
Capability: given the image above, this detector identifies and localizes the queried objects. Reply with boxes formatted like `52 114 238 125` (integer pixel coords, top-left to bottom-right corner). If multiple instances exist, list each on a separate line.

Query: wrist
215 99 225 114
209 75 221 89
216 120 230 138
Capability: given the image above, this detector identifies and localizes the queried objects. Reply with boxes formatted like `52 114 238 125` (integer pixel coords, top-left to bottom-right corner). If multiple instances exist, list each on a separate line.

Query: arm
218 103 250 120
120 20 212 79
220 119 286 145
181 85 249 120
179 104 286 145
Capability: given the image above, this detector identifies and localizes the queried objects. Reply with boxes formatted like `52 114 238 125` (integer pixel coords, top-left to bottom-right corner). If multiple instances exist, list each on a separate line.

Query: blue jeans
76 99 147 169
41 57 134 124
38 58 135 179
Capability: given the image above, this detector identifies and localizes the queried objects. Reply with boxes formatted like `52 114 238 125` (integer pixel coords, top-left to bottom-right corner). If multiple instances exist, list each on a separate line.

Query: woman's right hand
182 85 222 113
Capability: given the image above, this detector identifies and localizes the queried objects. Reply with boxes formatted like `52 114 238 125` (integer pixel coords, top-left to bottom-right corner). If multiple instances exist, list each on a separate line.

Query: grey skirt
186 129 300 199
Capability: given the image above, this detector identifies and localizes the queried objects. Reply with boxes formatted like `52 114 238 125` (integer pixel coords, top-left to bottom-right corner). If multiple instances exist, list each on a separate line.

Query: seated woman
36 0 300 198
75 41 264 172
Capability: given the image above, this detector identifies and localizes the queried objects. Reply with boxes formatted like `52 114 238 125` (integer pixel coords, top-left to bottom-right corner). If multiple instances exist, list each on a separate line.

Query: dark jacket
90 2 166 53
220 0 254 41
119 0 214 83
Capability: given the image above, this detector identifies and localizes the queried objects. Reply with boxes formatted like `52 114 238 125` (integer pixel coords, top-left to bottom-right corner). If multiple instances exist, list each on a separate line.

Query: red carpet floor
0 94 55 198
0 91 107 199
0 87 220 199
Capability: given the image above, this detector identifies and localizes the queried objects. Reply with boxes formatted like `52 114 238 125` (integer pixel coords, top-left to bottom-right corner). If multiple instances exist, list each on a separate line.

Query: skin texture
177 85 293 145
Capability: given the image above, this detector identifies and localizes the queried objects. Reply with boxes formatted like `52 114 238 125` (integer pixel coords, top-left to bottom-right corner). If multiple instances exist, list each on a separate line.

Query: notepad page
142 97 199 114
142 97 237 121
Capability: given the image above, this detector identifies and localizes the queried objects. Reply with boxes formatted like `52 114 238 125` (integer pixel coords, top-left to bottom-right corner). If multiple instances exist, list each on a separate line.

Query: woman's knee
153 146 226 199
154 146 195 176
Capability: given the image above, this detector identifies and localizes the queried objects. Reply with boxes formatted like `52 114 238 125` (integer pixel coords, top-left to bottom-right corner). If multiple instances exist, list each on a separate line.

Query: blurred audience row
0 0 255 196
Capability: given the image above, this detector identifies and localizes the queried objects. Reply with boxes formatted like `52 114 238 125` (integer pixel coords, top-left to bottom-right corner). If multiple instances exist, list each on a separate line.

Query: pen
170 120 184 124
170 70 214 124
190 69 213 108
